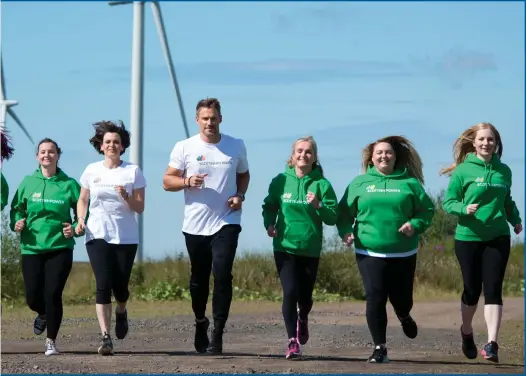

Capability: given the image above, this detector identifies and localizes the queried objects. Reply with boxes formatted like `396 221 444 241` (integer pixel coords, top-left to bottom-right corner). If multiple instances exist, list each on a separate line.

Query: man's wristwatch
235 193 245 201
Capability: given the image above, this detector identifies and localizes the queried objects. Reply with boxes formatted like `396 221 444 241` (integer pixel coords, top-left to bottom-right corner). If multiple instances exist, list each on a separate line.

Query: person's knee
461 289 481 306
26 295 41 312
366 290 388 310
212 263 234 285
44 288 64 308
113 288 130 304
96 288 113 304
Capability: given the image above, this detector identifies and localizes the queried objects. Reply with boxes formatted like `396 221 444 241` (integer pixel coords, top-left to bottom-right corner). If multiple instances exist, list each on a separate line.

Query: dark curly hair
89 120 131 156
1 126 15 161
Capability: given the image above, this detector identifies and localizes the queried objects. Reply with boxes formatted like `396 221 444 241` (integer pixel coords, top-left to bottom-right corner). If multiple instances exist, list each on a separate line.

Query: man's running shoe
194 317 210 353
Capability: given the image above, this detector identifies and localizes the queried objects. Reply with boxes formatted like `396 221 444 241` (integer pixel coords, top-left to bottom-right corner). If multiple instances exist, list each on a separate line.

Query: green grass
2 239 523 307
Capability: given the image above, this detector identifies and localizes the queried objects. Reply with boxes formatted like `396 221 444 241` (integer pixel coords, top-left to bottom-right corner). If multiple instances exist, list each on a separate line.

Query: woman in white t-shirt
75 120 146 356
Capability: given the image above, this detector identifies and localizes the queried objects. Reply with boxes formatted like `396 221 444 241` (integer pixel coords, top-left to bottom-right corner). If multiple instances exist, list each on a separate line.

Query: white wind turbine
109 0 190 263
0 52 34 145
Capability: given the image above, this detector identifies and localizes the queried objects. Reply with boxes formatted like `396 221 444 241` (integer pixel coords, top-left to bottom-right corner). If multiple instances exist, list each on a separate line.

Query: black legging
274 251 320 339
86 239 137 305
356 253 417 345
21 248 73 340
455 235 511 306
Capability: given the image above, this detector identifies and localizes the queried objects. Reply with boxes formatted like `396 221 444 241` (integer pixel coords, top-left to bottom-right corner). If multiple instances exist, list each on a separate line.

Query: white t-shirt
169 133 249 236
79 160 147 244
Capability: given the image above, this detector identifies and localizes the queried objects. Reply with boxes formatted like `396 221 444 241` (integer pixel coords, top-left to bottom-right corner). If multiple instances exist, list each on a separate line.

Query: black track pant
274 251 320 339
356 253 417 345
183 224 241 329
86 239 137 305
455 236 511 306
21 248 73 340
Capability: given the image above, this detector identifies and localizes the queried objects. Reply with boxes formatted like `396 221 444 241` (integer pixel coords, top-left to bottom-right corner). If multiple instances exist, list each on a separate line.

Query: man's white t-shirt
79 160 147 244
169 133 249 236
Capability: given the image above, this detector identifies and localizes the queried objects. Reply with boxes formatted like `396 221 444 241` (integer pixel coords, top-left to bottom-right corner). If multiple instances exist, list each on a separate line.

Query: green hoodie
262 165 338 258
10 168 82 255
1 172 8 211
337 166 435 255
442 153 521 241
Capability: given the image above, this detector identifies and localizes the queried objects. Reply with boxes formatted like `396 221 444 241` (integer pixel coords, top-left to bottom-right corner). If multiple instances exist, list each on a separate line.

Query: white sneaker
45 338 59 356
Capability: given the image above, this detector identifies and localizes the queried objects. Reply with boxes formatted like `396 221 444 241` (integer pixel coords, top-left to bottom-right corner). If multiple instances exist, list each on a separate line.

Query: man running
162 98 250 354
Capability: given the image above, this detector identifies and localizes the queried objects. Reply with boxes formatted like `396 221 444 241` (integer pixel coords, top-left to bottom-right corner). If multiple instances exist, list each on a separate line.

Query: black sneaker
115 309 129 340
206 327 223 354
367 345 389 363
194 317 210 353
481 341 499 363
399 315 418 339
34 314 47 336
98 332 114 356
460 326 478 360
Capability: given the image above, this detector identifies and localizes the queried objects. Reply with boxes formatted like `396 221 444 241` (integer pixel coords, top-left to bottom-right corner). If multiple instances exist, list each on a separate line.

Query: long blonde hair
439 122 503 176
362 135 424 184
286 136 324 177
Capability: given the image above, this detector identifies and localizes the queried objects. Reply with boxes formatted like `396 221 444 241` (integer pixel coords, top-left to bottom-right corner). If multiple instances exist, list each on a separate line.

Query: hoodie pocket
475 206 506 228
282 220 318 250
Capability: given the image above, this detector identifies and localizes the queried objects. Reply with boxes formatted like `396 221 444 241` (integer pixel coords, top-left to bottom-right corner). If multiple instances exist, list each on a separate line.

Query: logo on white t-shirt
168 134 249 236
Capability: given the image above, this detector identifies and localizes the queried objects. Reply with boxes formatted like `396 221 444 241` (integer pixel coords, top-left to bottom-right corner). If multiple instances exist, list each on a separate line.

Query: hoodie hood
366 165 408 179
283 164 324 181
31 167 70 182
463 153 502 190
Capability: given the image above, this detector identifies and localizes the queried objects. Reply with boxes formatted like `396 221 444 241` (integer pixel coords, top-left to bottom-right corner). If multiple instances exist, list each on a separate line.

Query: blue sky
2 1 524 261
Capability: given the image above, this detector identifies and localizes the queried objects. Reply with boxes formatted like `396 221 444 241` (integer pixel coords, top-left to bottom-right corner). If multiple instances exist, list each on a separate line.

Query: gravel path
1 298 524 374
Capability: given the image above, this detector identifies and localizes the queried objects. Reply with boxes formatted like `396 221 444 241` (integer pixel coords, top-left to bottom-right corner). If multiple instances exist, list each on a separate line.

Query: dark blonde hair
440 122 502 176
362 135 424 184
286 136 324 177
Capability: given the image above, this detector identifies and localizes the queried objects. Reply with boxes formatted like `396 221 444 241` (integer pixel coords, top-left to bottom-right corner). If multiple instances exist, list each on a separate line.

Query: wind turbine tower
108 0 190 263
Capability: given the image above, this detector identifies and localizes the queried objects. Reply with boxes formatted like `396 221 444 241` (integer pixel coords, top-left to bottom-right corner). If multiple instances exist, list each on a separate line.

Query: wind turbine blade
0 54 6 101
108 1 132 6
150 1 190 139
7 107 34 144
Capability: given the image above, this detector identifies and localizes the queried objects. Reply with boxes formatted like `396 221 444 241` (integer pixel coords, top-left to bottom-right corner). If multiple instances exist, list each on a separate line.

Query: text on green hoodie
262 165 338 258
442 153 521 241
337 166 435 255
10 168 83 255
